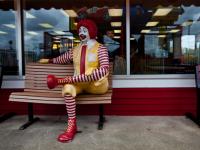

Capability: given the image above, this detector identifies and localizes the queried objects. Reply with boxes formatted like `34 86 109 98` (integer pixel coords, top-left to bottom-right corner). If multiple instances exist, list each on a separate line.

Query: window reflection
23 0 126 75
0 0 18 75
24 8 70 62
130 1 200 74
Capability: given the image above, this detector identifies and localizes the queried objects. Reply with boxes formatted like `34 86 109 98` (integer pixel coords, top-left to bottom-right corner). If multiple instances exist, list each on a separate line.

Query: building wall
0 88 196 116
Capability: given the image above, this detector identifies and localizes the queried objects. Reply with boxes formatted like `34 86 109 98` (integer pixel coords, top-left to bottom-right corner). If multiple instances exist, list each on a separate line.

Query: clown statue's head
77 19 97 48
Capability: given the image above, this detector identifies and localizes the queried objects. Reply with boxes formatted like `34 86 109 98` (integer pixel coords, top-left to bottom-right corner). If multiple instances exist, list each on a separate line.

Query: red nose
79 34 86 40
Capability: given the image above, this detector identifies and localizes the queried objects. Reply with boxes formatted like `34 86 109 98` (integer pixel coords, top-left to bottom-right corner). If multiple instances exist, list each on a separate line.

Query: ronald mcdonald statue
39 19 109 143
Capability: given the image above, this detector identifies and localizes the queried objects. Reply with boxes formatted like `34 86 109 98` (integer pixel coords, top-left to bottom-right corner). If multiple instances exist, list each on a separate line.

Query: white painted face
79 26 90 42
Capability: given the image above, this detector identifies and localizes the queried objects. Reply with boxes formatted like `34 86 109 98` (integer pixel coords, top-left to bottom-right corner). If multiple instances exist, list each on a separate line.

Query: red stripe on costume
80 45 87 74
64 94 76 119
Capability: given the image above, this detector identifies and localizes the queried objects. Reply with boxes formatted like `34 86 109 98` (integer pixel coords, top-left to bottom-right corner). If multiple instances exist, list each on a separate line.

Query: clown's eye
83 28 87 33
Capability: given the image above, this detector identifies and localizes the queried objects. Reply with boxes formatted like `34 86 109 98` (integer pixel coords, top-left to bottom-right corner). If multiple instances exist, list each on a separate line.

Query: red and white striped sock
64 94 76 119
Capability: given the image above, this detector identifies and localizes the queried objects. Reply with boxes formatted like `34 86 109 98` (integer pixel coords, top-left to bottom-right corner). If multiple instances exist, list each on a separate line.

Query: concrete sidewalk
0 116 200 150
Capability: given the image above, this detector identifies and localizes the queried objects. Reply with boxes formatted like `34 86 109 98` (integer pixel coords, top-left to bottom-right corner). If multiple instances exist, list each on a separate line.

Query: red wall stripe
0 88 197 116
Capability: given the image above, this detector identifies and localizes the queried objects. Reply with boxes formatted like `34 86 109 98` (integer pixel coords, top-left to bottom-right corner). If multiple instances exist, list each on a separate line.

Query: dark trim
21 0 25 75
0 66 16 123
185 65 200 127
0 112 16 123
0 65 3 88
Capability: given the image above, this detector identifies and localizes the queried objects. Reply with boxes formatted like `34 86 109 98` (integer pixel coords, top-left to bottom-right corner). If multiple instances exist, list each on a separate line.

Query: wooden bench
9 63 113 130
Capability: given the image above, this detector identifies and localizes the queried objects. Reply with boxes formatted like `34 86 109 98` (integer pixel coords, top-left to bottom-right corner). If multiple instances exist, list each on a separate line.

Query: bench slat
10 98 111 104
10 90 112 104
10 90 112 97
25 89 62 93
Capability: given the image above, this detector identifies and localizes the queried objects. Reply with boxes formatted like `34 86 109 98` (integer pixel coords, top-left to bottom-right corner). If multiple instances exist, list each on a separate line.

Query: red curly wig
77 19 97 39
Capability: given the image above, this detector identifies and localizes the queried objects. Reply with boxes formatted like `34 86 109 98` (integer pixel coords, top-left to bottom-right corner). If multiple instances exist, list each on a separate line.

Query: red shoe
57 118 77 143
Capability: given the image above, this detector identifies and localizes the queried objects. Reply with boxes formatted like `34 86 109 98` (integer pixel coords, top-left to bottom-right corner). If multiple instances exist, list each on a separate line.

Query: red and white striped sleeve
52 49 73 64
71 45 109 83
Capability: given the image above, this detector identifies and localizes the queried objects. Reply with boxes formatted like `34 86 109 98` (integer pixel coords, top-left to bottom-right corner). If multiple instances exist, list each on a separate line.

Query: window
130 0 200 74
0 0 18 75
23 0 126 75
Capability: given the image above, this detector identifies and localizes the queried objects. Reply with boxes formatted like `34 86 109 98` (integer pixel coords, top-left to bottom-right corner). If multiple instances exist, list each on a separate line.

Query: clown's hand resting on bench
38 58 49 64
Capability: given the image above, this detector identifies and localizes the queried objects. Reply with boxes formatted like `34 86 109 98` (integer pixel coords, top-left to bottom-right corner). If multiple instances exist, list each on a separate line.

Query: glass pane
0 0 18 75
23 0 126 75
130 0 200 74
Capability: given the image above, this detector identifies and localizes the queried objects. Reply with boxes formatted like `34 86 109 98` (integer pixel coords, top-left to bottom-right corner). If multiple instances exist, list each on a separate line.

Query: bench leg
98 104 105 130
0 112 16 123
19 103 40 130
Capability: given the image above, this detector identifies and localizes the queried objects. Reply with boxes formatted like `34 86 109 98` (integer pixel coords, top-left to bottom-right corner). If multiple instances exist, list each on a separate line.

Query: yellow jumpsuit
62 42 109 97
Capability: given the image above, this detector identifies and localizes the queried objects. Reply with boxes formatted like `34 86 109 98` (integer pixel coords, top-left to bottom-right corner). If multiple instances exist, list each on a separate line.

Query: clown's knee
62 84 77 97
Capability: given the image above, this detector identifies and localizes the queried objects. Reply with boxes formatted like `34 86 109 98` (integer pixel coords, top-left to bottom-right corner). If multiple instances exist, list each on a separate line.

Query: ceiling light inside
157 35 166 38
111 22 122 27
153 8 172 16
27 31 38 35
130 37 135 40
39 23 54 28
169 29 180 33
54 31 66 35
108 9 123 17
114 30 121 33
146 21 159 27
141 29 151 33
0 31 7 34
114 36 120 39
26 12 36 19
65 10 77 17
3 24 15 29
